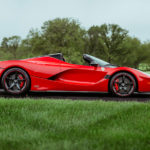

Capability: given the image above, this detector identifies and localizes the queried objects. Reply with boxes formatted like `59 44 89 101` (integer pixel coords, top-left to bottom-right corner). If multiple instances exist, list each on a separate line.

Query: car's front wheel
110 72 136 97
1 68 30 95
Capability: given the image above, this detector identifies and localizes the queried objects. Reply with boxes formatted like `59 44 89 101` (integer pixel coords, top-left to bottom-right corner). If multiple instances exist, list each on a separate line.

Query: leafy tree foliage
42 18 86 63
0 18 150 70
1 36 21 59
20 18 86 64
20 29 45 58
119 37 149 68
87 24 128 63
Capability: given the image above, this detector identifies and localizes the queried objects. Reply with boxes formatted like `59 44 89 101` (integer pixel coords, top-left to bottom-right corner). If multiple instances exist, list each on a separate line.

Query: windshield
84 54 110 66
90 55 109 66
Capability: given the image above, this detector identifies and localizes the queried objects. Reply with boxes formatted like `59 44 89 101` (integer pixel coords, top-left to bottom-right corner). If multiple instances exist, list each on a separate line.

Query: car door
58 62 107 91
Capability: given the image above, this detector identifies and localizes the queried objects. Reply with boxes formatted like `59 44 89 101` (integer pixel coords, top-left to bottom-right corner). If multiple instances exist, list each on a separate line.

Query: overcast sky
0 0 150 42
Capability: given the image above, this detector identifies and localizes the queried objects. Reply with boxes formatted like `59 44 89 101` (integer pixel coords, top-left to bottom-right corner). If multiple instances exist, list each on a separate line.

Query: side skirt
30 90 109 94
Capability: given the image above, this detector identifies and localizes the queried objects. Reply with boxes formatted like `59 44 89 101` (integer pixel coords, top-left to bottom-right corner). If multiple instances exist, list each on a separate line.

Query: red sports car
0 53 149 97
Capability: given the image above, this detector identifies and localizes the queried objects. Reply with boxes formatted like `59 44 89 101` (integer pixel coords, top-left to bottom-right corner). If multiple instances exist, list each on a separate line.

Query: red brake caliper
114 79 119 91
18 74 24 88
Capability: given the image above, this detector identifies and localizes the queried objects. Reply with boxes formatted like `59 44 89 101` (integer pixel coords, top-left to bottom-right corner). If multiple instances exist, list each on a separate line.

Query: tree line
0 18 150 70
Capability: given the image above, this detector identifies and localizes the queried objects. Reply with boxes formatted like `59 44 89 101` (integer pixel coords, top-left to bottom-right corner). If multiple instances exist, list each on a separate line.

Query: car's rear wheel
110 72 136 97
1 68 30 95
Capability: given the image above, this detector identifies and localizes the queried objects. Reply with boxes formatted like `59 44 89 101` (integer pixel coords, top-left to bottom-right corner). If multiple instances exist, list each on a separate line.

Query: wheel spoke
9 82 15 89
122 87 127 93
16 83 21 90
126 82 133 85
6 77 14 81
15 72 18 79
122 75 125 83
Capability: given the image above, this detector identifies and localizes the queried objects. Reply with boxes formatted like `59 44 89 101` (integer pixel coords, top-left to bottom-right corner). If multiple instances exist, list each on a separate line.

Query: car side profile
0 53 149 97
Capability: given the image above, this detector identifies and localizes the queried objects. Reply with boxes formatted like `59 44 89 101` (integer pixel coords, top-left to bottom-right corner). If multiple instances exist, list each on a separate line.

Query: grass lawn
0 99 150 150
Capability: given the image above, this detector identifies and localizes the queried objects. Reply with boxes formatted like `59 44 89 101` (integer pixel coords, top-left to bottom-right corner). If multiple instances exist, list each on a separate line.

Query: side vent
49 75 58 80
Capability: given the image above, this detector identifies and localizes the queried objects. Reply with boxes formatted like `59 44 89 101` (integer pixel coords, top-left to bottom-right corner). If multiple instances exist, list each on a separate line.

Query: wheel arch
108 70 138 93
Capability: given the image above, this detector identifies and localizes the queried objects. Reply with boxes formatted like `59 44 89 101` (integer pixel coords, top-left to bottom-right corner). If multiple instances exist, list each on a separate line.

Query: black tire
109 72 136 97
1 68 30 95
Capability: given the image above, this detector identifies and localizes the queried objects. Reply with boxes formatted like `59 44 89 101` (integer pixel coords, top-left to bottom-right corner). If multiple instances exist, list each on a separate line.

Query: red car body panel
0 56 150 93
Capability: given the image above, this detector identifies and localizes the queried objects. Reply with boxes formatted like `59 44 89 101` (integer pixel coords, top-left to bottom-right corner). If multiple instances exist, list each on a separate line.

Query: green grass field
0 99 150 150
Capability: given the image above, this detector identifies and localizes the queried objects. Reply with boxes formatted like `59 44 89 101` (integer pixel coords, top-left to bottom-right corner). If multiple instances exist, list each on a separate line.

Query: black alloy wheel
1 68 30 95
110 72 136 97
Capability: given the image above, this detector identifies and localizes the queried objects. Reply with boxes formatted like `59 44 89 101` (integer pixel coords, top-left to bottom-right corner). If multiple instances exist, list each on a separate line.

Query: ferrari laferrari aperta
0 53 149 97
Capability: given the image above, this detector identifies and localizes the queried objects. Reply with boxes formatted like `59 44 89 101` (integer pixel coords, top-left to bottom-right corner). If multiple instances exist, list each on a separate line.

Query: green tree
1 18 150 69
20 29 45 58
41 18 86 63
1 36 21 59
21 18 86 64
87 26 104 57
87 24 128 63
118 37 149 68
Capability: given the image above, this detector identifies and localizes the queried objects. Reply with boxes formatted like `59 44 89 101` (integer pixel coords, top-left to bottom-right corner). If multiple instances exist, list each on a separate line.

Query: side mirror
90 61 99 67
